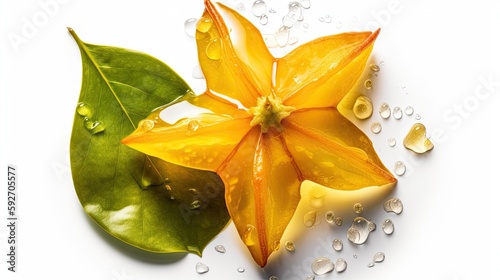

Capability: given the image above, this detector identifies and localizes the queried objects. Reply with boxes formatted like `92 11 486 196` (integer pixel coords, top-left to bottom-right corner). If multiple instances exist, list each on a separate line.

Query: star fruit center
248 95 295 133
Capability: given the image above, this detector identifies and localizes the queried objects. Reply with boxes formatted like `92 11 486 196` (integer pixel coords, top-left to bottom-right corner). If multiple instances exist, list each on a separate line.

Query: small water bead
387 137 396 147
382 218 394 234
272 240 280 251
186 120 201 133
259 14 269 25
393 161 406 176
370 64 380 72
164 184 175 200
83 118 105 134
367 262 375 268
303 210 317 228
189 188 199 195
393 106 403 119
404 106 414 116
308 187 326 208
206 38 222 60
288 2 303 21
76 102 93 118
353 254 358 259
184 18 197 37
353 95 373 120
305 276 315 280
334 216 343 226
263 34 278 48
283 15 296 28
325 211 335 224
285 241 295 252
269 8 276 14
383 198 403 214
237 267 245 273
415 114 421 120
275 26 290 47
347 217 376 245
311 257 335 275
215 245 226 253
403 123 434 153
332 238 343 251
335 21 342 29
252 0 267 17
269 276 279 280
324 15 332 23
190 200 202 209
196 17 212 33
288 36 299 45
195 262 209 274
335 258 347 273
353 203 364 214
364 79 373 89
373 252 385 263
243 224 256 246
379 102 391 119
139 119 155 131
370 122 382 134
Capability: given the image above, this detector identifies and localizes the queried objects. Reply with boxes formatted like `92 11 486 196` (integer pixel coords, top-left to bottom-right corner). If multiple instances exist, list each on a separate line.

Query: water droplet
237 267 245 273
76 102 93 118
380 60 385 65
393 161 406 176
324 15 332 23
288 2 303 20
382 218 394 234
302 23 309 29
393 106 403 119
303 210 317 228
383 198 403 214
84 118 105 134
311 257 334 275
373 252 385 263
269 8 276 13
353 203 364 214
335 21 343 29
353 254 358 259
243 224 256 246
184 18 197 37
164 184 175 200
370 122 382 134
305 276 315 280
190 200 202 209
370 64 380 72
288 36 299 45
275 26 290 47
259 14 269 25
379 102 391 119
334 216 343 226
387 137 396 147
353 95 373 120
364 79 373 89
283 15 296 28
308 187 326 208
196 17 212 33
404 106 414 116
206 38 222 60
347 217 376 245
139 119 155 131
269 276 279 280
215 245 226 253
285 241 295 252
332 239 343 251
195 262 209 274
367 262 375 268
415 113 421 120
272 240 280 251
335 258 347 273
325 211 335 224
189 188 199 195
403 123 433 153
186 120 201 133
299 0 311 9
263 33 278 48
192 64 205 79
252 0 267 17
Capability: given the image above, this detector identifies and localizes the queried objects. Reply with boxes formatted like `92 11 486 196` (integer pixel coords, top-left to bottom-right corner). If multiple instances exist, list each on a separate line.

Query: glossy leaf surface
69 28 229 255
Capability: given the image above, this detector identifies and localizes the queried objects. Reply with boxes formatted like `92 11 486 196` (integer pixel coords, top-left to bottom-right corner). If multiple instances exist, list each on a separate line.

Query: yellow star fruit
123 0 396 267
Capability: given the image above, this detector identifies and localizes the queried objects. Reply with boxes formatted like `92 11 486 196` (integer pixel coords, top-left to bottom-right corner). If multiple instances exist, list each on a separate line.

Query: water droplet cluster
76 102 105 134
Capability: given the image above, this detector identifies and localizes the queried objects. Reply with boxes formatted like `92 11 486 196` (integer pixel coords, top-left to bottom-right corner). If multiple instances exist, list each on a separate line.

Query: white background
1 0 499 279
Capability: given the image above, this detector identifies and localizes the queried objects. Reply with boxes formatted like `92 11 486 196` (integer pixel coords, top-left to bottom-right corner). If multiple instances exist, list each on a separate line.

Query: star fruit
123 0 396 267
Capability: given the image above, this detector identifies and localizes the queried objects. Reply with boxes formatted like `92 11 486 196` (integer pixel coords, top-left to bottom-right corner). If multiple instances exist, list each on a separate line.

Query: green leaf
68 28 230 256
